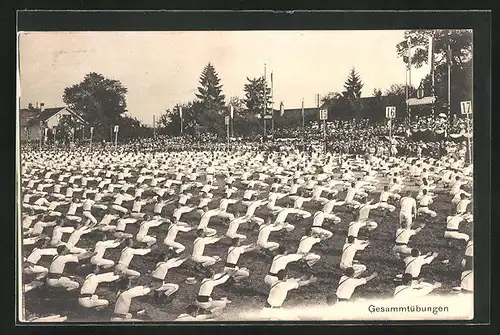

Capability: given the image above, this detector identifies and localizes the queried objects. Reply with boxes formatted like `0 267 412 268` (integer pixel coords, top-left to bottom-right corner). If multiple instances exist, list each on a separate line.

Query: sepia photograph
17 28 475 322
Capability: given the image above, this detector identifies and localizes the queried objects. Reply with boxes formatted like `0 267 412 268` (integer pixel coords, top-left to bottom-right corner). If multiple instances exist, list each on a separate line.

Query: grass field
21 169 473 322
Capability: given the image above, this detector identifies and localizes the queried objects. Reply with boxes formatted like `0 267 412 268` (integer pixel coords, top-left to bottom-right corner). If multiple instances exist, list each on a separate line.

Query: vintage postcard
17 28 475 322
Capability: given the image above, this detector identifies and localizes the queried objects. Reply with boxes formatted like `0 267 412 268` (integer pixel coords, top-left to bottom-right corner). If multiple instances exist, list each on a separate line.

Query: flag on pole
179 107 183 118
230 105 234 119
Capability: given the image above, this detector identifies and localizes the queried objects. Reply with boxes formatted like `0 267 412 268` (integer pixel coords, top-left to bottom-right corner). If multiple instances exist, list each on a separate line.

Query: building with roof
19 103 87 142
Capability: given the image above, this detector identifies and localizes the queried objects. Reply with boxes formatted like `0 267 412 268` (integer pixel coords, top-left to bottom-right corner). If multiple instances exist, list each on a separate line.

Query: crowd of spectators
21 115 471 161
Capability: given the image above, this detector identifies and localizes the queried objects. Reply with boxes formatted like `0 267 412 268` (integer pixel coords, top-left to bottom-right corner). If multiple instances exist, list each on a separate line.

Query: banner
90 127 94 135
230 105 234 119
179 107 183 118
114 125 119 132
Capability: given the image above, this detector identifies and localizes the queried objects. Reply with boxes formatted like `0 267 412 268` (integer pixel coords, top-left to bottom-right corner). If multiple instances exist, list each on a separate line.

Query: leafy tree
243 77 272 117
396 29 472 116
372 89 383 98
195 63 226 111
63 72 128 133
342 68 363 100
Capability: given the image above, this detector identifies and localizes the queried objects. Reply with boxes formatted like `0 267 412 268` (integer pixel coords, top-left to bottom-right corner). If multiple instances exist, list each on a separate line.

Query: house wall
46 109 74 129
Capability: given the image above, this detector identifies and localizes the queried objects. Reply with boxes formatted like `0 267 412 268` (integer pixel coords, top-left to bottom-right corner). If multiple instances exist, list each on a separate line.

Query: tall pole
407 38 412 122
39 123 42 150
153 114 156 138
271 71 274 137
301 98 305 151
90 128 93 151
447 43 452 135
179 107 183 136
263 63 267 140
114 127 118 147
227 121 230 150
389 118 393 157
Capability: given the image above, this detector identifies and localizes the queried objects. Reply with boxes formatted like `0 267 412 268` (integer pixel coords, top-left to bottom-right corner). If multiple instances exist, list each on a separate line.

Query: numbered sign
229 105 234 119
179 107 183 118
319 109 328 120
224 116 230 125
385 106 396 119
114 125 119 133
460 101 472 115
90 127 94 135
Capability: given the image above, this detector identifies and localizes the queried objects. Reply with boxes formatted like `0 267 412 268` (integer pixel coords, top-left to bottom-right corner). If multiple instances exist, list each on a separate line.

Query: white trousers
444 231 469 242
90 256 115 268
46 277 80 291
418 207 437 218
164 240 186 254
223 266 249 282
24 265 49 280
378 202 396 212
192 255 219 267
78 295 109 308
257 241 280 251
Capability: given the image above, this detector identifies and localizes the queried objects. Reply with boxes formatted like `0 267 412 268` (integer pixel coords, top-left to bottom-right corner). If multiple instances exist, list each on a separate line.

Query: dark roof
25 107 84 127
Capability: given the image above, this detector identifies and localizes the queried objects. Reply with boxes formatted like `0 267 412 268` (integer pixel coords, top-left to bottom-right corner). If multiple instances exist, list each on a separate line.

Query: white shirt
344 188 357 202
93 240 121 259
198 210 220 229
80 272 120 294
49 254 79 274
347 221 366 237
379 191 394 202
465 241 473 257
461 270 473 291
165 223 191 241
336 276 367 300
257 224 282 244
137 220 162 237
116 218 137 231
66 227 91 247
151 257 185 280
297 236 321 254
446 215 464 230
226 245 248 266
114 286 151 315
267 279 299 307
340 242 367 267
82 199 94 211
312 212 326 227
269 254 303 274
245 200 265 217
198 274 229 297
400 197 416 215
26 248 58 264
51 226 75 243
226 217 247 236
192 237 219 257
404 255 435 278
219 199 237 211
419 195 433 207
457 199 471 213
118 247 151 266
395 228 416 244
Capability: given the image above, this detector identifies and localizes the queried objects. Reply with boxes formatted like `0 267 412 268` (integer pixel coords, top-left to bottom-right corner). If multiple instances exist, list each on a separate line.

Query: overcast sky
18 30 429 125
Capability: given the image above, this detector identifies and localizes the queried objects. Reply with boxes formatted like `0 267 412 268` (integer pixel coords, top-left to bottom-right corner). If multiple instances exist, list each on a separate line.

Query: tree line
59 29 472 140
